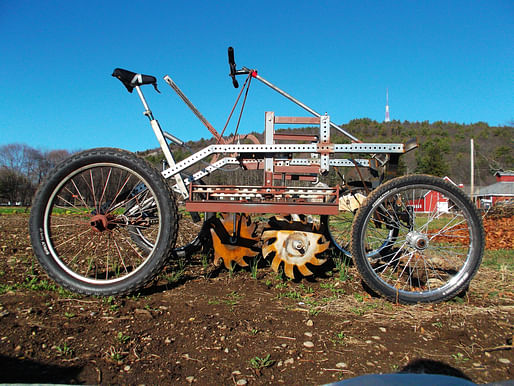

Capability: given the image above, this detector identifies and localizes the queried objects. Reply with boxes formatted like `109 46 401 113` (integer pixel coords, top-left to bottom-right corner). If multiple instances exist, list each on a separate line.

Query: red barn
475 171 514 208
408 176 461 213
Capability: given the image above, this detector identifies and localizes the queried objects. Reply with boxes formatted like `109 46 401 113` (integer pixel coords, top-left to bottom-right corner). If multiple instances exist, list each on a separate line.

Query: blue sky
1 1 512 152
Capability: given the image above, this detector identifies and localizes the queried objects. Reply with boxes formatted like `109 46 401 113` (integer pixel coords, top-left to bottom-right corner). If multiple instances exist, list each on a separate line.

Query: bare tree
0 144 72 205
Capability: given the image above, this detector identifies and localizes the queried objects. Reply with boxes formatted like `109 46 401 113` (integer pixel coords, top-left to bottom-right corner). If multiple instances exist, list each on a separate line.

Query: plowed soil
0 213 512 385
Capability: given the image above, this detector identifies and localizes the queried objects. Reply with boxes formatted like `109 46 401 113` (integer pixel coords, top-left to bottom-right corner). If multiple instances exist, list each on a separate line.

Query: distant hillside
138 119 513 187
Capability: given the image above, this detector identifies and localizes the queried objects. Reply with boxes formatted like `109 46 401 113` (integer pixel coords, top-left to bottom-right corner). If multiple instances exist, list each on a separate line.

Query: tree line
0 144 71 205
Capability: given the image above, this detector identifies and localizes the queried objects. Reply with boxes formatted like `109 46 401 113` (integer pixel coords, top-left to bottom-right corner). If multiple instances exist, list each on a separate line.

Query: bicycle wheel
351 174 484 304
324 190 398 258
128 180 214 258
29 148 178 296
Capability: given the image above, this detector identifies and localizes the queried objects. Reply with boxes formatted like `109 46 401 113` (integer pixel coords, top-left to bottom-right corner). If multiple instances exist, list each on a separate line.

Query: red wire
217 74 252 143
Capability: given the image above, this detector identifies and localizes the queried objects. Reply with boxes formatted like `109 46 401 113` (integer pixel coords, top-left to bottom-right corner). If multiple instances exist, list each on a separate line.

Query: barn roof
475 181 514 197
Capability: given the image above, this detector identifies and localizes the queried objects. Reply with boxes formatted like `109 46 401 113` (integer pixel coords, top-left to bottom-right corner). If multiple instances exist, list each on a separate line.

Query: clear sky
1 1 512 152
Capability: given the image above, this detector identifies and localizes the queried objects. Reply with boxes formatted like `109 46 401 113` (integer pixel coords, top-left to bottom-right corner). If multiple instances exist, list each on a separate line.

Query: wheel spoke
351 175 483 303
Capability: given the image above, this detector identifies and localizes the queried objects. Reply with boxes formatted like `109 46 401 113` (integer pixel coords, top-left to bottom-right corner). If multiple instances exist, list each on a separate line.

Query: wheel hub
262 215 330 279
406 231 429 250
90 214 109 232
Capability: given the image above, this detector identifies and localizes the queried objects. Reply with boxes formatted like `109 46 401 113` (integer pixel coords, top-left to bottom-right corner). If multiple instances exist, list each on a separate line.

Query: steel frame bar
185 201 339 215
162 142 403 179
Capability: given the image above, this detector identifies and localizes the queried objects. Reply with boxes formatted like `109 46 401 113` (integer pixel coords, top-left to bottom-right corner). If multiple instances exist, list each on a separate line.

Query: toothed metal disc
262 229 329 279
209 213 259 270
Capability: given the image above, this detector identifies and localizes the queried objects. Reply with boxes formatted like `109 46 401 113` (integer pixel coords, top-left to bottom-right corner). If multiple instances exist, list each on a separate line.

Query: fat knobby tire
29 148 178 296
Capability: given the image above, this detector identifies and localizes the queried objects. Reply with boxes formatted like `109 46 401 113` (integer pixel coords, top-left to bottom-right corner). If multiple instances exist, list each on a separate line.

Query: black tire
29 148 178 296
351 174 484 304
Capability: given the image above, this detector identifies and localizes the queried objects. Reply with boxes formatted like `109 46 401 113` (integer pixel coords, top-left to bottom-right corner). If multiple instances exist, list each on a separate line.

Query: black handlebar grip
228 47 236 69
228 46 239 88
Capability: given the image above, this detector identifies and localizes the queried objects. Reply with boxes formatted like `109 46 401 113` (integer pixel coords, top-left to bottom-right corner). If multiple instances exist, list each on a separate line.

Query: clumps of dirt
483 216 514 250
0 214 513 385
486 201 514 219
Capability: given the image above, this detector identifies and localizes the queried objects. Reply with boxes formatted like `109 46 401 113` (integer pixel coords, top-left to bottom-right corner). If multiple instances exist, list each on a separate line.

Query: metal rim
43 162 162 285
358 183 475 297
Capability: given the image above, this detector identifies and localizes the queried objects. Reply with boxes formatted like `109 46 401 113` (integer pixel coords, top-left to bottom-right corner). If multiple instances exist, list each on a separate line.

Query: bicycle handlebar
228 47 239 88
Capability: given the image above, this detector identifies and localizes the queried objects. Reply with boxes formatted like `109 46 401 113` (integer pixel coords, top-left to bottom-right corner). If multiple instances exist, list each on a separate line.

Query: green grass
482 249 514 271
250 354 274 369
0 206 29 214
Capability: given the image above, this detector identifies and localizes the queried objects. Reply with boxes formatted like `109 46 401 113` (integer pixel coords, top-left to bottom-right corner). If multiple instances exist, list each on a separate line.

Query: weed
275 282 288 290
22 276 56 292
353 293 364 303
57 287 78 298
116 332 130 344
277 289 302 300
250 256 261 279
103 296 120 311
309 308 321 316
431 321 443 328
265 279 272 287
108 346 126 362
55 342 73 356
331 331 346 345
320 282 345 296
350 307 364 316
336 331 346 340
0 283 16 294
334 256 351 281
224 291 241 306
201 254 210 269
164 268 184 284
298 283 314 294
250 328 259 335
250 354 274 369
64 312 75 319
208 298 221 305
452 352 469 363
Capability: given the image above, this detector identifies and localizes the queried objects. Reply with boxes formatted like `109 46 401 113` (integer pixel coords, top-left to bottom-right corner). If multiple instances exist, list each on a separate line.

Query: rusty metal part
186 185 339 215
209 213 260 269
261 215 329 279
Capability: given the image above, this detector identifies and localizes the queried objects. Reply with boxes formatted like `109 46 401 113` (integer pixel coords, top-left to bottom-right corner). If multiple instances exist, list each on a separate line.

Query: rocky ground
0 213 512 385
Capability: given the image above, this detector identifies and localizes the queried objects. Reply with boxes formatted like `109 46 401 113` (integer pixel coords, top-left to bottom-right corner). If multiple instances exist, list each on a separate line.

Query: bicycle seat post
134 85 154 121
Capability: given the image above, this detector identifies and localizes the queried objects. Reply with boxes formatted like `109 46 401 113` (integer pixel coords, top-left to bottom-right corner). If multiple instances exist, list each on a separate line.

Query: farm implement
29 48 484 303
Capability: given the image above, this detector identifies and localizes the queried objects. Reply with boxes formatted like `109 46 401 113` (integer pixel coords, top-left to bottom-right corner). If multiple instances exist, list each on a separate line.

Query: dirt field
0 213 512 385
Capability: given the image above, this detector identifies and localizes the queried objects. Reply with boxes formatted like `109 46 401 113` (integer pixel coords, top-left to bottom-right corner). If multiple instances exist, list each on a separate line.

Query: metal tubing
254 74 360 142
135 86 154 120
163 131 185 147
163 75 223 142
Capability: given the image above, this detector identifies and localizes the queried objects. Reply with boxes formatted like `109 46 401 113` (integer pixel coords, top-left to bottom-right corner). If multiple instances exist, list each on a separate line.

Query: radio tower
384 89 390 122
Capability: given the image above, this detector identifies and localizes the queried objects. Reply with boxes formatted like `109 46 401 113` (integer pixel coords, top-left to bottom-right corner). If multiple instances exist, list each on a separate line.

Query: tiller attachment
209 213 260 269
262 215 329 279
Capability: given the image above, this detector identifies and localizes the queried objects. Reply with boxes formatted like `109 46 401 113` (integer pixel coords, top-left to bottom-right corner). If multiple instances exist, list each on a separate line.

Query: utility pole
470 138 475 204
384 89 390 123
